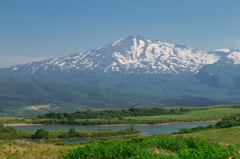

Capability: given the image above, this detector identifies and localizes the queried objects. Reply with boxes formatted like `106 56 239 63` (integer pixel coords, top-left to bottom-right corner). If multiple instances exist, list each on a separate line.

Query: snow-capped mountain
190 48 240 89
2 35 240 103
8 35 239 75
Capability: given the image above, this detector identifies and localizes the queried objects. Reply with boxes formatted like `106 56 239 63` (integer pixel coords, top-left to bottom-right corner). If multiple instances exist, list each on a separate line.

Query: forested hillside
0 81 229 117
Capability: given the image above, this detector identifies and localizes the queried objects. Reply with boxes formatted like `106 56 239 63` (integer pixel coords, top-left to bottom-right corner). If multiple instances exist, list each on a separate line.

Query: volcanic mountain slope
1 35 240 102
6 35 237 75
191 49 240 89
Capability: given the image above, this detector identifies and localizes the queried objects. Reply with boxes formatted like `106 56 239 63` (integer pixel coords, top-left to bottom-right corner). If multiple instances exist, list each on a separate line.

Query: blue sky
0 0 240 67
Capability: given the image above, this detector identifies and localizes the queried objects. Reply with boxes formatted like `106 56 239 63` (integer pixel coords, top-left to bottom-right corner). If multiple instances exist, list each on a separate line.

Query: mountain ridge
6 35 239 75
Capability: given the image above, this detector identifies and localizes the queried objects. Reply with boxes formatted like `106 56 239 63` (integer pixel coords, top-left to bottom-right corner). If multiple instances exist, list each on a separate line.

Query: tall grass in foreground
0 135 240 158
0 140 78 159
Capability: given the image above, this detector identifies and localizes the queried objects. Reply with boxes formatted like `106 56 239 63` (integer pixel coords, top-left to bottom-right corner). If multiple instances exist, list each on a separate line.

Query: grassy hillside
181 126 240 145
2 105 239 126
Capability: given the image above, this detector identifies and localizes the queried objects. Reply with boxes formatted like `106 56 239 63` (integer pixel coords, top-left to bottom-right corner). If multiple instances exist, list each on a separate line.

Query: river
12 122 216 143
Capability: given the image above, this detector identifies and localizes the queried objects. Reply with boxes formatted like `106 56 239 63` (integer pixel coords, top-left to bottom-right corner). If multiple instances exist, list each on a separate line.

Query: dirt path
4 123 43 126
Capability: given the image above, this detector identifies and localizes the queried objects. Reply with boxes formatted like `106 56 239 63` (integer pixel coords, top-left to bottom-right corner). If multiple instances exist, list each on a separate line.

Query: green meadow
2 105 240 126
125 107 240 121
17 129 122 138
180 126 240 145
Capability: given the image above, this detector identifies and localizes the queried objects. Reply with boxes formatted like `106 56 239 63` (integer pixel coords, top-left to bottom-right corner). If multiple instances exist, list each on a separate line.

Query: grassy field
125 107 240 121
2 126 240 159
162 104 239 109
2 104 240 158
64 106 240 124
31 126 240 146
19 129 70 137
1 105 240 125
180 126 240 145
0 140 79 159
17 129 120 138
0 117 23 121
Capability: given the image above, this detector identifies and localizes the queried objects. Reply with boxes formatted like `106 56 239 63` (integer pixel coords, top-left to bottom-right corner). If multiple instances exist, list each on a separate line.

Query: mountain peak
6 36 235 75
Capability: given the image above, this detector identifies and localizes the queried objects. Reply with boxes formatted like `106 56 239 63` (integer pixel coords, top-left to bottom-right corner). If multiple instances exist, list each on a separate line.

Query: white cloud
0 56 48 68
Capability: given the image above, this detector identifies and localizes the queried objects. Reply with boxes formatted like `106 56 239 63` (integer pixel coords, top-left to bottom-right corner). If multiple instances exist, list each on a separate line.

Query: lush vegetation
1 112 240 158
0 124 141 140
28 106 239 126
0 140 79 158
59 134 239 159
1 127 240 158
176 115 240 134
1 105 240 127
0 124 23 140
0 81 230 118
1 105 240 158
181 126 240 145
39 107 191 119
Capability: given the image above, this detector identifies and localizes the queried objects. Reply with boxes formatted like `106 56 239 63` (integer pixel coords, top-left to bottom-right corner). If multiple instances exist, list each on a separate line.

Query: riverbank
95 120 219 126
4 123 43 126
0 132 148 142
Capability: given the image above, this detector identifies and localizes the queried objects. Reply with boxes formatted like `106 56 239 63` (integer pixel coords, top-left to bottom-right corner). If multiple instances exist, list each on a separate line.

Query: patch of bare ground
152 148 177 157
28 105 50 110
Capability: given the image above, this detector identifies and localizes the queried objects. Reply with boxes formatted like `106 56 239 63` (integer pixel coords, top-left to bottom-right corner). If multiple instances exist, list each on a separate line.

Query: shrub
33 129 49 139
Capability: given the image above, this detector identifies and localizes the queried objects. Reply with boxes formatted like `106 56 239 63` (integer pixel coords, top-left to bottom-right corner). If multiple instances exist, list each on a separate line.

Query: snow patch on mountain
227 51 240 64
214 49 231 52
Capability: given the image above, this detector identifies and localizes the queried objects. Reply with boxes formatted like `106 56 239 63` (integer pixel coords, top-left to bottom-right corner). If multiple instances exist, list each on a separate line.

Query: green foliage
59 135 238 159
33 129 49 139
0 124 17 133
176 115 240 134
0 126 141 140
68 128 76 138
39 107 191 119
216 116 240 128
39 139 67 145
0 124 24 140
57 127 141 139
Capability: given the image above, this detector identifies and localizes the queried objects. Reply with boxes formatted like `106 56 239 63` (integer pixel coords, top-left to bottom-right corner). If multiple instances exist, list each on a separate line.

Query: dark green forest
39 107 191 119
0 81 229 117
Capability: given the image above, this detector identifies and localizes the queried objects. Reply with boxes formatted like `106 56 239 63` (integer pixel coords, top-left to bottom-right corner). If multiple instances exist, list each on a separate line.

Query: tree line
38 107 191 119
176 114 240 134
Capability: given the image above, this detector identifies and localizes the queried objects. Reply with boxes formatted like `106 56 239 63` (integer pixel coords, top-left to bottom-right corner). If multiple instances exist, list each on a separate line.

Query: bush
68 128 76 138
33 129 49 139
59 135 237 159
